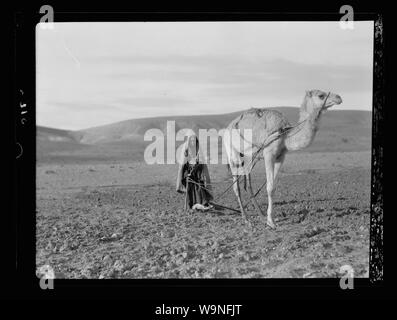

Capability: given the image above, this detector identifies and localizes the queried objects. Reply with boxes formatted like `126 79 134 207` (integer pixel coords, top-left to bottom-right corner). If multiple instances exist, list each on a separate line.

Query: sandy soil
36 151 370 278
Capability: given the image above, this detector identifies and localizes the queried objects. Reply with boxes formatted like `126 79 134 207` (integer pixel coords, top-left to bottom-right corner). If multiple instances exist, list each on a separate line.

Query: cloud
113 96 192 107
93 55 371 97
37 22 373 129
38 56 372 129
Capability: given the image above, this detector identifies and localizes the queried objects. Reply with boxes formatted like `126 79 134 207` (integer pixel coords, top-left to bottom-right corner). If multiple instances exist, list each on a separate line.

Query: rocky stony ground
36 161 370 279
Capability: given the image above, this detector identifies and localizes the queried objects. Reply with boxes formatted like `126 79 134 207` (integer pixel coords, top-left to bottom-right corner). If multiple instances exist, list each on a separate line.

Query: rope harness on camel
185 92 331 213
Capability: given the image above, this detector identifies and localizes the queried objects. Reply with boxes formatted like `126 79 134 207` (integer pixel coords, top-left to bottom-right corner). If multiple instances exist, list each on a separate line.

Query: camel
222 89 342 229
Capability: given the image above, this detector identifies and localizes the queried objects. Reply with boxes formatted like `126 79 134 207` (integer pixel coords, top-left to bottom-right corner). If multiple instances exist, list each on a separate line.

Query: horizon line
37 106 373 132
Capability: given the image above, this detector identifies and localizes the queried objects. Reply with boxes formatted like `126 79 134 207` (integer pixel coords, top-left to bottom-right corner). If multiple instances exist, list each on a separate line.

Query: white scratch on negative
52 28 81 68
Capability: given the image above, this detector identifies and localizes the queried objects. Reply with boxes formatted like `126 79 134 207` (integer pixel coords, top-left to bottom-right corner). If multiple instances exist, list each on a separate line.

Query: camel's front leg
273 152 286 219
264 154 276 229
246 173 265 217
273 152 285 183
232 175 250 225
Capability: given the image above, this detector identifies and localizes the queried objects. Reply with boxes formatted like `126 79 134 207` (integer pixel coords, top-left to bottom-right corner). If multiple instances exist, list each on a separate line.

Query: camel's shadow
193 195 349 218
275 196 347 206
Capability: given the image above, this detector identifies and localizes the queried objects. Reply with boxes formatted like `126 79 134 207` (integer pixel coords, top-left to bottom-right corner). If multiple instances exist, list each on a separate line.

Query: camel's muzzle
324 94 342 109
334 95 343 105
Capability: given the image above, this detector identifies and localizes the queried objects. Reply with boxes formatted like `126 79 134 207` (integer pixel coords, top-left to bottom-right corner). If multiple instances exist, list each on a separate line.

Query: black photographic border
11 4 387 301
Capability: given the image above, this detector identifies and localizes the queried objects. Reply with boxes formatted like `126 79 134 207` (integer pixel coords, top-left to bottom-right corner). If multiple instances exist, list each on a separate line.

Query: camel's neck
298 95 315 122
285 98 323 151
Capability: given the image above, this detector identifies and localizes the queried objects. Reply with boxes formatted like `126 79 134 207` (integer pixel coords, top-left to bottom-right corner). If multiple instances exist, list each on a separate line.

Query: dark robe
176 136 213 209
180 162 213 208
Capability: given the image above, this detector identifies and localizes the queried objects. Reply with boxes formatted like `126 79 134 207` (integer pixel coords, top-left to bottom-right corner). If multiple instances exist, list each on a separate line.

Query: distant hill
37 107 372 164
70 110 245 144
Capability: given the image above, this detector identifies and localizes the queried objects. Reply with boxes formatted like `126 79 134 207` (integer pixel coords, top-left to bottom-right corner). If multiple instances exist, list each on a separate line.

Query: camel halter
322 91 331 109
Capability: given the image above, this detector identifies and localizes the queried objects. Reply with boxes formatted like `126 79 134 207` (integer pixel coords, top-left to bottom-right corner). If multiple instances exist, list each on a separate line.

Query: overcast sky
37 21 374 130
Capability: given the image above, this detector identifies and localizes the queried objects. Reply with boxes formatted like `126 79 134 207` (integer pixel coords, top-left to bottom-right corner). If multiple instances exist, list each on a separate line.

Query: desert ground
36 149 370 279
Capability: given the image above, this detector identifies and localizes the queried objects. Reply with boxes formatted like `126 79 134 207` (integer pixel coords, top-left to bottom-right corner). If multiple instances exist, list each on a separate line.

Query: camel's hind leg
232 175 250 225
246 173 265 219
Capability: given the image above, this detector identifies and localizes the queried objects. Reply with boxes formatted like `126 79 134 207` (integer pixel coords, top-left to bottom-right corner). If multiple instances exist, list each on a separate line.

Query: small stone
114 260 124 272
37 265 55 279
59 241 68 253
69 241 79 250
168 230 175 238
45 241 53 251
103 255 112 264
81 266 92 278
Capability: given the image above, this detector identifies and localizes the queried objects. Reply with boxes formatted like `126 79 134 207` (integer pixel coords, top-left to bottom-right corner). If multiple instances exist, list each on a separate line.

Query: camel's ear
306 90 312 97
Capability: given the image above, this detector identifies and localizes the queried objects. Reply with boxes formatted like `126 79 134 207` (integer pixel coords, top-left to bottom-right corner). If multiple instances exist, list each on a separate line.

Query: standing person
176 134 213 211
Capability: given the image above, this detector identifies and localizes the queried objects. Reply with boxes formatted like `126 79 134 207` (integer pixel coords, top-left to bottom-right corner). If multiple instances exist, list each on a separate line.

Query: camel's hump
228 108 291 134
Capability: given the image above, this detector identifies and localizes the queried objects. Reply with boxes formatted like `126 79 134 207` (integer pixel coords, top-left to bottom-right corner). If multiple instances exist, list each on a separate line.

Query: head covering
177 133 206 165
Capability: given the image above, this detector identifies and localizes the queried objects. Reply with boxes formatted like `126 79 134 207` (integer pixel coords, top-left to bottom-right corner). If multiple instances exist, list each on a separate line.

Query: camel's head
303 90 343 114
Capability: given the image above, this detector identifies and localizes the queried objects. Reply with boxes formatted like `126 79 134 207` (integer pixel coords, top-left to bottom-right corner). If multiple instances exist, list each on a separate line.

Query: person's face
188 136 198 156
